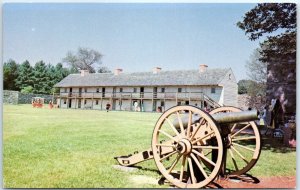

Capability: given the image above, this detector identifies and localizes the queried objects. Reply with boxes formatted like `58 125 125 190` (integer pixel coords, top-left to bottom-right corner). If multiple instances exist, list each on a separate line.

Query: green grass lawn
3 105 296 188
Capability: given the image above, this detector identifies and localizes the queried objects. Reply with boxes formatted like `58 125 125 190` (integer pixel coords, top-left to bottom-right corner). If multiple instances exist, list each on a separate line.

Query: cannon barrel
173 109 259 128
212 109 259 124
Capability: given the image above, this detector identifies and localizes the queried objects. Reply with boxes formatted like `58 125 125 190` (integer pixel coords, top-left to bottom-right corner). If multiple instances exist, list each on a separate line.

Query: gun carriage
115 106 261 188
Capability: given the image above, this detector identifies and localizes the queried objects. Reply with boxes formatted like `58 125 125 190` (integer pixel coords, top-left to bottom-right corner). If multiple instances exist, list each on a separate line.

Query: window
120 88 123 93
95 100 99 105
84 100 87 104
63 99 67 104
211 87 216 94
161 88 165 93
102 87 105 97
84 88 87 93
178 88 182 93
96 88 100 93
133 88 137 93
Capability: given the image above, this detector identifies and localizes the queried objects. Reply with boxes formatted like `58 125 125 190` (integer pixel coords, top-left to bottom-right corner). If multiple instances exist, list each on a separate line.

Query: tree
246 49 267 84
98 66 112 73
62 47 103 73
15 60 34 91
241 49 267 109
21 86 34 94
3 59 19 90
237 80 251 94
237 3 296 63
32 61 50 94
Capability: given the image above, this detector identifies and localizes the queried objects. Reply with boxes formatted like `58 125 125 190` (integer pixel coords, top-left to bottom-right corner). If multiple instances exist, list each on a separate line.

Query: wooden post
101 97 103 110
130 93 132 111
91 93 94 109
52 92 54 104
175 92 178 105
59 93 62 108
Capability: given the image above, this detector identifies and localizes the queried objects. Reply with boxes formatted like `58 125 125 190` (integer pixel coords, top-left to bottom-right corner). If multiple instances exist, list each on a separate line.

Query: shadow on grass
261 134 296 153
130 165 161 175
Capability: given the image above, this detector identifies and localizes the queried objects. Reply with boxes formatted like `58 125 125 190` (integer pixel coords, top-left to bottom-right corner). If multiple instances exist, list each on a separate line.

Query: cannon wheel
152 106 224 188
209 106 262 176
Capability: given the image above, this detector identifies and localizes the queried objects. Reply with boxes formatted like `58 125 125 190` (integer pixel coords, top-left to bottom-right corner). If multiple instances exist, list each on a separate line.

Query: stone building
54 65 238 112
266 58 296 116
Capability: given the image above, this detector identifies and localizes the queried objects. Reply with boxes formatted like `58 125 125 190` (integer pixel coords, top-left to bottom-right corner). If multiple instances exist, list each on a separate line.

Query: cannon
115 106 261 188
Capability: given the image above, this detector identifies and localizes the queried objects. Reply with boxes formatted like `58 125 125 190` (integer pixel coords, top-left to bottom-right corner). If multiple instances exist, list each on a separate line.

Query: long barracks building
54 65 238 112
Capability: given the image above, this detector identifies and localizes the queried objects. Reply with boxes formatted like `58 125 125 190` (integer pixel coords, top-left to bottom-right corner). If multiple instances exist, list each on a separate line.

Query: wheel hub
176 139 192 155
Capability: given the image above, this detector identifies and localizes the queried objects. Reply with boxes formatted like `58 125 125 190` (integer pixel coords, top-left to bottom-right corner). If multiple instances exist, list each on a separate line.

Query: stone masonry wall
266 59 296 115
3 90 19 104
3 90 55 104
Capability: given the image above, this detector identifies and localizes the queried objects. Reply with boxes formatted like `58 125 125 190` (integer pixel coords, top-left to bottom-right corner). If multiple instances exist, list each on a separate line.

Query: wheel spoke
192 131 215 144
232 136 256 142
158 130 178 142
165 118 180 137
179 155 187 182
176 111 185 136
231 145 249 164
159 151 177 161
186 111 192 138
190 153 208 179
156 143 176 148
193 145 219 150
228 148 239 171
188 157 196 184
167 154 182 174
192 149 216 167
231 124 237 132
231 124 251 138
190 118 205 140
232 142 255 152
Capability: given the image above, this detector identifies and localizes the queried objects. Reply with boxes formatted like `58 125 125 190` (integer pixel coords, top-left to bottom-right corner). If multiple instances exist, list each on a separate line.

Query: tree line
4 47 111 94
4 59 74 94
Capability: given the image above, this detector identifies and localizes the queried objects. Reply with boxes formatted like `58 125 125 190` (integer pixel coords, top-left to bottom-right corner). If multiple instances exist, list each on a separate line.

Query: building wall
57 84 230 111
219 69 238 107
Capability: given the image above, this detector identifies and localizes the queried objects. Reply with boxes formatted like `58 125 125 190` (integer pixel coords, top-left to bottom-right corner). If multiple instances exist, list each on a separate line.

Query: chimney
199 64 208 73
114 68 123 76
80 70 89 76
153 67 162 74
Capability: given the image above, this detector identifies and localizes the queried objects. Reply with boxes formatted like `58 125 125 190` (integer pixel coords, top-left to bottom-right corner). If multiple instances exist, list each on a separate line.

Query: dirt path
209 176 296 189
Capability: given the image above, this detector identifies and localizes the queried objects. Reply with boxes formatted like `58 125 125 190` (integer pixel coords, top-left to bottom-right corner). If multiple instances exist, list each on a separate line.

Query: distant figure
270 99 283 129
106 102 111 112
134 101 139 112
49 101 53 109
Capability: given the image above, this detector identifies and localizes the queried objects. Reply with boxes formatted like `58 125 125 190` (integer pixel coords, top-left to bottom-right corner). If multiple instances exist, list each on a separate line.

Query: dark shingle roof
54 68 231 87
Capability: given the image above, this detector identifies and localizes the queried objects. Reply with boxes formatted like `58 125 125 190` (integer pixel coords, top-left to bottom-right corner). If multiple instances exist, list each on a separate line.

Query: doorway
68 99 72 108
78 99 81 108
153 87 157 98
140 87 144 98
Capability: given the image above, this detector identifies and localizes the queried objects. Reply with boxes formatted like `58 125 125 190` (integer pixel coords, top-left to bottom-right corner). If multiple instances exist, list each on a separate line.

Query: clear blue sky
3 3 260 80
